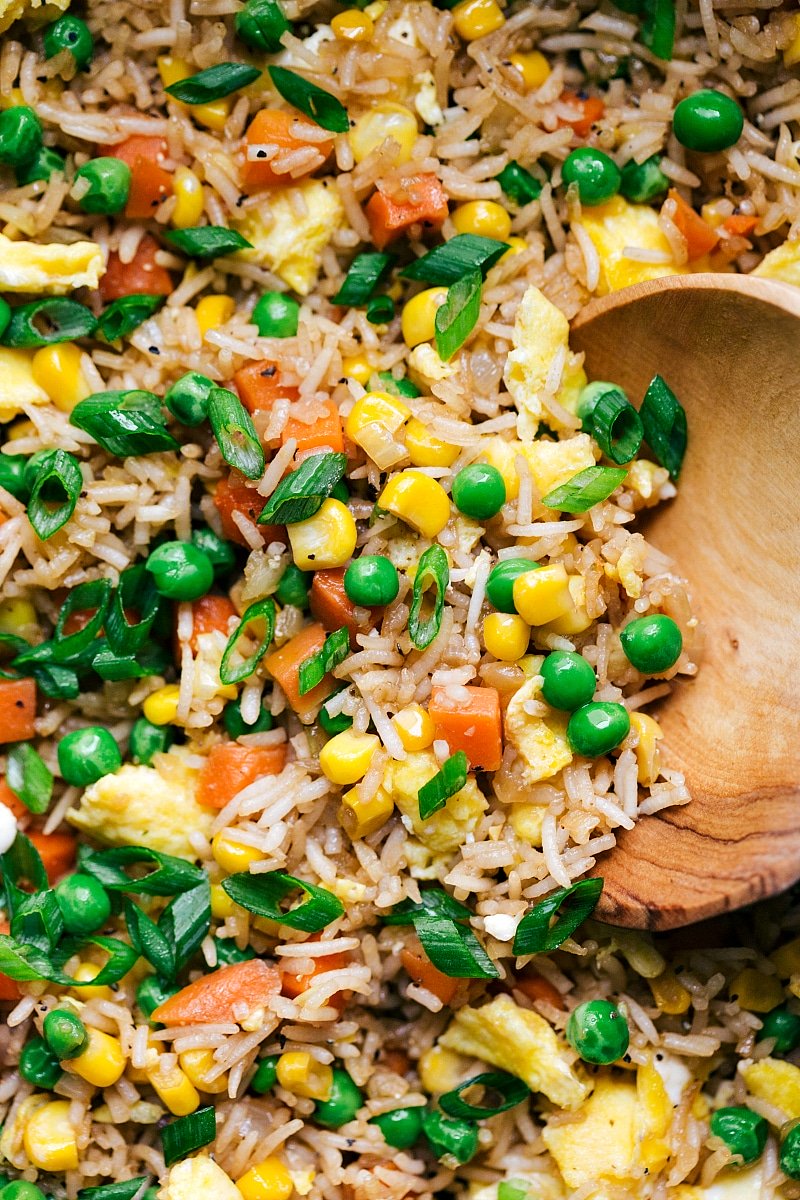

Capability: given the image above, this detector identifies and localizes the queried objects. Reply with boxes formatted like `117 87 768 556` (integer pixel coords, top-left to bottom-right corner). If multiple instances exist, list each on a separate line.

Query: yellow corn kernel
342 354 373 385
23 1099 79 1172
392 703 435 752
378 470 450 539
512 563 573 626
143 684 181 726
401 287 448 348
0 88 25 109
7 419 35 441
404 418 459 468
179 1048 229 1095
544 574 593 636
339 783 394 839
784 14 800 66
0 597 37 637
364 0 386 16
648 968 691 1015
349 102 418 165
196 294 235 338
345 391 410 470
157 56 229 131
419 1045 467 1094
210 882 237 920
319 729 381 785
629 712 663 787
71 962 114 1002
70 1028 127 1088
502 236 528 261
237 1157 295 1200
730 968 783 1013
276 1051 333 1100
700 198 730 230
772 938 800 979
331 8 374 40
452 0 505 40
212 831 263 874
288 497 357 571
483 612 530 662
452 200 512 242
507 50 551 90
172 165 205 229
147 1062 201 1115
31 343 91 412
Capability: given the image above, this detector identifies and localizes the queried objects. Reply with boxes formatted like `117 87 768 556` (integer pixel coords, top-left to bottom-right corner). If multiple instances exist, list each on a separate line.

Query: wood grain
571 273 800 930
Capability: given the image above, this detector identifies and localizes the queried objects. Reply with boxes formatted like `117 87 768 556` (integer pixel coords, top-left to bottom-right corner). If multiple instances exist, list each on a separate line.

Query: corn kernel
512 564 573 626
507 50 551 90
179 1048 229 1095
419 1045 467 1094
196 294 235 338
349 102 418 165
730 968 783 1013
288 497 357 571
147 1062 201 1115
773 939 800 979
392 703 435 752
342 354 373 385
502 236 529 261
339 784 394 839
364 0 386 16
784 14 800 66
404 418 459 468
544 574 593 636
345 391 410 470
331 8 374 40
0 88 25 109
212 831 263 874
276 1051 333 1100
210 883 237 920
143 684 181 726
378 470 450 539
31 343 91 412
7 419 35 441
452 200 512 242
483 612 530 661
452 0 505 40
648 968 691 1015
0 597 37 637
700 198 730 229
319 729 381 785
23 1099 79 1172
172 165 205 229
237 1157 295 1200
401 287 448 348
629 712 663 787
71 961 114 1002
70 1027 127 1088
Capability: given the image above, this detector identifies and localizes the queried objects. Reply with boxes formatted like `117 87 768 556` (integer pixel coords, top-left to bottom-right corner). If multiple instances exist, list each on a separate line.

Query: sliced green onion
267 65 349 133
11 888 63 953
124 898 174 980
29 663 80 699
578 382 643 464
166 62 261 103
98 294 165 342
496 161 543 206
298 626 349 696
2 833 48 915
541 465 628 513
77 1177 151 1200
70 389 179 457
498 1181 531 1200
401 234 509 284
222 870 344 931
164 226 252 259
52 578 112 660
640 0 675 60
512 878 603 955
161 1105 217 1167
219 596 275 685
160 881 211 975
77 845 206 896
234 0 291 52
26 449 82 541
415 910 499 978
366 295 394 324
208 387 265 480
6 743 53 815
260 451 347 525
373 371 420 399
408 543 449 650
384 887 472 926
92 641 169 682
105 563 162 655
165 371 215 426
418 751 468 821
0 932 139 987
439 1070 530 1119
332 252 394 306
639 373 686 479
435 269 482 361
0 298 96 348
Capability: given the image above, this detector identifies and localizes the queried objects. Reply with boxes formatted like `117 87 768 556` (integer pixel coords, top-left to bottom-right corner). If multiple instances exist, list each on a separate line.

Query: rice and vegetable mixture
0 0 799 1194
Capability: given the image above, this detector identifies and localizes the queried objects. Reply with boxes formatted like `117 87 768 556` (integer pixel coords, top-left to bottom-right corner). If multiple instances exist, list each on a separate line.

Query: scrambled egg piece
673 1164 765 1200
504 286 570 428
752 239 800 287
67 747 213 860
0 0 68 34
627 458 669 508
510 801 546 846
578 196 691 294
408 341 456 384
740 1056 800 1119
387 750 487 855
192 630 237 704
556 358 588 417
439 994 590 1110
0 233 103 294
158 1155 242 1200
234 179 344 295
414 71 444 126
615 535 647 600
0 347 48 422
482 433 596 504
505 677 572 784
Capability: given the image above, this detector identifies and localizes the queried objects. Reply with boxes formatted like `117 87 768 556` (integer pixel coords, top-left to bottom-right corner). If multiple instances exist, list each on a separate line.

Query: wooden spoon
570 273 800 931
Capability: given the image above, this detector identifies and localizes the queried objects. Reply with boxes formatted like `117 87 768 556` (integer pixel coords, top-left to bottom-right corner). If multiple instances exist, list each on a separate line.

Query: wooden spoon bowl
570 273 800 931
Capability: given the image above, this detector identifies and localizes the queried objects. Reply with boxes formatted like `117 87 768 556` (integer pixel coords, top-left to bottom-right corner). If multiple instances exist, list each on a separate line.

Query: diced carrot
310 568 380 647
235 360 300 415
184 595 237 655
99 233 174 303
380 1048 411 1076
722 213 758 238
108 136 174 220
213 472 283 548
197 742 287 809
557 91 605 137
152 959 281 1025
0 678 36 744
0 778 26 821
365 174 449 250
285 398 344 456
429 684 502 772
280 933 350 1010
242 109 335 193
666 189 719 261
400 945 459 1005
28 831 76 884
0 920 21 1002
264 623 330 717
513 972 565 1009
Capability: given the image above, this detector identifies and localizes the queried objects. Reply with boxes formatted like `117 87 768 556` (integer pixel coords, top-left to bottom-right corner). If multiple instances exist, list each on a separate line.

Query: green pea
73 157 130 215
486 558 540 614
54 872 111 936
710 1106 767 1165
0 106 42 170
223 696 274 738
421 1109 479 1164
234 0 291 53
370 1105 424 1150
758 1006 800 1055
275 563 310 609
0 1184 47 1200
214 938 255 966
165 371 215 427
250 1054 280 1093
673 89 744 153
136 975 177 1020
331 481 350 504
319 689 353 735
619 154 669 203
566 999 629 1064
129 716 173 765
567 701 630 757
19 1035 63 1090
16 145 65 186
314 1068 364 1128
620 614 682 674
58 726 122 787
343 556 399 607
252 291 300 338
374 370 420 399
192 525 237 578
451 463 506 520
43 14 94 69
781 1120 800 1179
540 651 596 711
145 540 214 601
0 454 30 501
43 1009 88 1060
561 148 621 205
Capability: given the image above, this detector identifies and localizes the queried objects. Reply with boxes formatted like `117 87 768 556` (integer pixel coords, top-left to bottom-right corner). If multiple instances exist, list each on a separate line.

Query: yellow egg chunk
504 676 572 783
0 347 49 422
543 1074 639 1188
160 1156 242 1200
503 285 570 425
0 233 103 293
233 180 344 295
753 239 800 287
384 749 487 854
578 196 691 294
